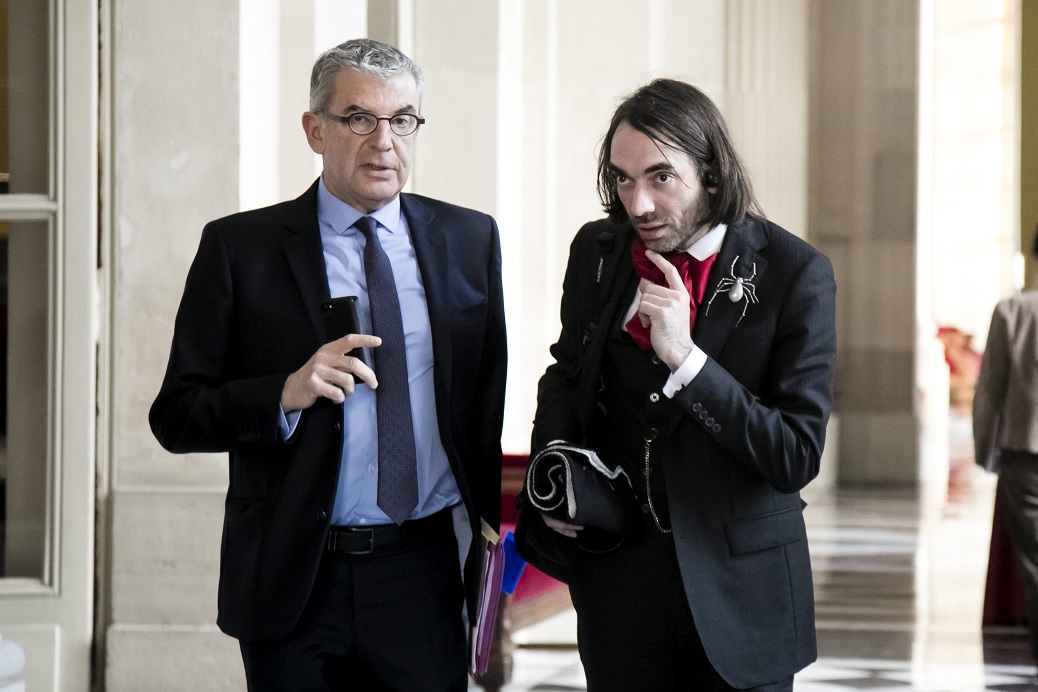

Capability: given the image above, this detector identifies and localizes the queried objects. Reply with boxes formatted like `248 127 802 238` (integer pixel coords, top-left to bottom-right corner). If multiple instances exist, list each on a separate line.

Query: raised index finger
328 333 382 352
644 249 688 295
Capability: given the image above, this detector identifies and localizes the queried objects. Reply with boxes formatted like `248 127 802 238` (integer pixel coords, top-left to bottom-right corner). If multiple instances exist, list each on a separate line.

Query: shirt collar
316 176 403 235
686 223 726 261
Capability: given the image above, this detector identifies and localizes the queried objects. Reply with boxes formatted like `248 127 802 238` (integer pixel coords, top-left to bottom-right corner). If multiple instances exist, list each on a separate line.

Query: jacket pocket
725 505 806 556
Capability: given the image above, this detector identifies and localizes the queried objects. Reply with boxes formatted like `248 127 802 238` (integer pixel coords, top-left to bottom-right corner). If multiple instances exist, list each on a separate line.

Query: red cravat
625 242 717 350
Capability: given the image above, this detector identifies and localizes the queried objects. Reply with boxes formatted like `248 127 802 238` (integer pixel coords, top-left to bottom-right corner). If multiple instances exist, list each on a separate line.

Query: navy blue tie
355 216 418 525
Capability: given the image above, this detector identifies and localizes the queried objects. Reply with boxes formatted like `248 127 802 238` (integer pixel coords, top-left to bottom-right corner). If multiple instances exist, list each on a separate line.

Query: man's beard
635 194 711 254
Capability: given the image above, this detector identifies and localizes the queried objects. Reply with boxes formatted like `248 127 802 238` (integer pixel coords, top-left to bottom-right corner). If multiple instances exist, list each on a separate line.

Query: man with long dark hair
518 79 836 690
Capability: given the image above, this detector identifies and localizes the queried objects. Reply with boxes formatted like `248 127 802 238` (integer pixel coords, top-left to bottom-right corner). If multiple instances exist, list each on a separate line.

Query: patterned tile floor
473 469 1038 691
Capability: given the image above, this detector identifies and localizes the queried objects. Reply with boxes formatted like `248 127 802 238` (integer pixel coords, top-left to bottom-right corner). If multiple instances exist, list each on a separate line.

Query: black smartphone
320 296 372 368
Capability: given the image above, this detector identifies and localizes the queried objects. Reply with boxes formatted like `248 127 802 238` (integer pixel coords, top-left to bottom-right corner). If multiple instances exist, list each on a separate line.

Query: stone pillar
723 0 844 497
104 0 245 688
809 0 921 486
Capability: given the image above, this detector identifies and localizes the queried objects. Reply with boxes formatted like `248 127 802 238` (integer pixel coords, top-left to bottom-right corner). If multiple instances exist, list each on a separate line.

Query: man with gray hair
150 38 506 690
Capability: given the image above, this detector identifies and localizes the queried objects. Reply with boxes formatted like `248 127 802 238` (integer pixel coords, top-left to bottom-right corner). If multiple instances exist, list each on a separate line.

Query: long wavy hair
597 79 762 227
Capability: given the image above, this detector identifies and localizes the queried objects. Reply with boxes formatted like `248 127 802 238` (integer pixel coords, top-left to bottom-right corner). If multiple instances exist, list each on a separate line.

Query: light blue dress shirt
280 177 461 526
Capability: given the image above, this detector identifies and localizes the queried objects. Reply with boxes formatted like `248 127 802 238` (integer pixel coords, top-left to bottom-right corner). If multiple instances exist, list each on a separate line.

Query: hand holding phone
320 296 373 368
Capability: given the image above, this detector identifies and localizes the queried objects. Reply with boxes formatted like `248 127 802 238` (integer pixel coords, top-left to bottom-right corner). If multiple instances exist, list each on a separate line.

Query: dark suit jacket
519 216 836 688
150 180 507 642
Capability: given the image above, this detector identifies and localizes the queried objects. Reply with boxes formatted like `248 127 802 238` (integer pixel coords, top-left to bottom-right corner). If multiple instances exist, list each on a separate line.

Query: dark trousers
997 449 1038 664
568 526 793 692
239 518 467 692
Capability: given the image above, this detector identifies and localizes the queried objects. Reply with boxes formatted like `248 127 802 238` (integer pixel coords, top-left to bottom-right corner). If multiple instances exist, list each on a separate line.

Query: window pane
0 0 50 194
0 220 50 579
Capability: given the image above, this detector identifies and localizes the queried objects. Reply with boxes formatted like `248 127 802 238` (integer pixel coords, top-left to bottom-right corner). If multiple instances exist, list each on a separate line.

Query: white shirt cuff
662 346 707 398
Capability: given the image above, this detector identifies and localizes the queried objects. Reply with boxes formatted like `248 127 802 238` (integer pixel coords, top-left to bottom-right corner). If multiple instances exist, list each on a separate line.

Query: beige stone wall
104 0 244 688
726 0 809 236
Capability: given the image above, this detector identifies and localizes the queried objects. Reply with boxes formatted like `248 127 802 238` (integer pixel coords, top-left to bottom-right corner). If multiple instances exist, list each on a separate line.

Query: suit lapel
693 218 769 358
282 180 330 345
401 194 452 395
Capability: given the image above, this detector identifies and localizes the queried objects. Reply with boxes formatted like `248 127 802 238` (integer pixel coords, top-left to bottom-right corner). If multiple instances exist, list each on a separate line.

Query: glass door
0 0 98 690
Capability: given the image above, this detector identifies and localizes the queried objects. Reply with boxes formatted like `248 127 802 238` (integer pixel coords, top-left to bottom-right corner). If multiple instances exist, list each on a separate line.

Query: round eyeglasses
322 111 425 136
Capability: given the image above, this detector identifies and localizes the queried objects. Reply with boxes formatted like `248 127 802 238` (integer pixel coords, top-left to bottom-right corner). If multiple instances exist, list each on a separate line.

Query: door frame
0 0 98 690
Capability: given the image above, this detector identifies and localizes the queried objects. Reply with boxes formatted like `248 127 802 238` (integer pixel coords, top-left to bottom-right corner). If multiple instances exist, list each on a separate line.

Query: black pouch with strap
515 227 636 582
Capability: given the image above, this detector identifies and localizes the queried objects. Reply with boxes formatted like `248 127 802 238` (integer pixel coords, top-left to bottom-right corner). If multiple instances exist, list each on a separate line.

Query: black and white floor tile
473 471 1038 691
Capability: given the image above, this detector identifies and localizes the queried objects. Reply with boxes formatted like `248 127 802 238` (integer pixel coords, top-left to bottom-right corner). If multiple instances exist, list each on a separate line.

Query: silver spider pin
704 255 758 326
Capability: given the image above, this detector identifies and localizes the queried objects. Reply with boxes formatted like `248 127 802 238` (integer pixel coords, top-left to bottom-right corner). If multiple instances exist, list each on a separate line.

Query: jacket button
651 355 660 365
712 424 722 433
692 403 702 412
332 421 342 431
649 392 660 403
641 503 651 515
699 411 709 420
705 417 715 427
318 510 328 521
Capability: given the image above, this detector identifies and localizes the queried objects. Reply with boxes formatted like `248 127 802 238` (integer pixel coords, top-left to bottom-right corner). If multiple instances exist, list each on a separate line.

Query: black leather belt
325 508 453 555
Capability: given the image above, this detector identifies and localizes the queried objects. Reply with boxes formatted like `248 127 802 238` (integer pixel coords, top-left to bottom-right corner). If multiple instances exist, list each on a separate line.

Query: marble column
809 0 922 486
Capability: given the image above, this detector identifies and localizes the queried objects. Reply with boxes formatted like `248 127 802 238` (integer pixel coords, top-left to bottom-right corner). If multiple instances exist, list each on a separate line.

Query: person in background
973 223 1038 666
150 38 506 691
517 78 836 691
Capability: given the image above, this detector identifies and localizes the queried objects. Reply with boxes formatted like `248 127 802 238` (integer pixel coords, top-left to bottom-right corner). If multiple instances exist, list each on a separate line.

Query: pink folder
470 536 505 676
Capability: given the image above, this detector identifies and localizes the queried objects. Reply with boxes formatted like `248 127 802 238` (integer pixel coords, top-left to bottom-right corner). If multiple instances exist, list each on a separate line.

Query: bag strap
575 228 636 433
581 231 624 350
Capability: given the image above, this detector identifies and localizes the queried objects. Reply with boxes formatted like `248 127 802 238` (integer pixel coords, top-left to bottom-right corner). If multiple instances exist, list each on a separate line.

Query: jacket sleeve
672 251 837 493
973 302 1010 471
468 217 508 532
149 222 287 454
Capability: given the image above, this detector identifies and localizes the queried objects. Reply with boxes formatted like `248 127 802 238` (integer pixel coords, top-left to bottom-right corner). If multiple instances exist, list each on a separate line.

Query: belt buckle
345 527 375 555
328 527 377 555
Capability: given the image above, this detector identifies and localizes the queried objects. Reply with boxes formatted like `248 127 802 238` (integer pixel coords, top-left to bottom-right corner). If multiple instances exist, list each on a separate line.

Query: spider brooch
704 255 758 326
